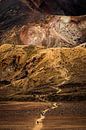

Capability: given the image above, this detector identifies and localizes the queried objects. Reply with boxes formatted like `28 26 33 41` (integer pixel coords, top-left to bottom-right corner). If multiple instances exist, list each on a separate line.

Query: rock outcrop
0 0 86 47
0 44 86 101
19 15 86 47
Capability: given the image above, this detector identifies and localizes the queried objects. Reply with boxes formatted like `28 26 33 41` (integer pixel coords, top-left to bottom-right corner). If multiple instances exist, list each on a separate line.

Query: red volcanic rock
19 15 86 47
20 25 46 45
0 0 86 46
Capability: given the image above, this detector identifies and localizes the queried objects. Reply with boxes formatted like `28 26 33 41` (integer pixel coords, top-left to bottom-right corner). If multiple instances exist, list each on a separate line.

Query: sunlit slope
0 44 86 101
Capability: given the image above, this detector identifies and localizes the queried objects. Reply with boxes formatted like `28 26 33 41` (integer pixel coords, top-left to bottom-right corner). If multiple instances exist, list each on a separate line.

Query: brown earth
0 101 86 130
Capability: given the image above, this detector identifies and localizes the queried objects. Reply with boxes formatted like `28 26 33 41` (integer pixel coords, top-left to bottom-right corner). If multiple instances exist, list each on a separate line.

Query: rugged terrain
0 0 86 101
0 0 86 47
0 44 86 101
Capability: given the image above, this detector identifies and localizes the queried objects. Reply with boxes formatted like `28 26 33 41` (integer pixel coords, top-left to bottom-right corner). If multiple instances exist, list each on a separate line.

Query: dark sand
0 101 86 130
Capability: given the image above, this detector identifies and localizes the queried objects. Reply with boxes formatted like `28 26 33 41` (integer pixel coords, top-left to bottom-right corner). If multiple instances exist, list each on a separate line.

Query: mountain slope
0 44 86 101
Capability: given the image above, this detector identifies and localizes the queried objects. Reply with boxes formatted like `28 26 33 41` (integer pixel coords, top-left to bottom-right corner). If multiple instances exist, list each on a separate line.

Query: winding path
33 86 62 130
32 102 61 130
